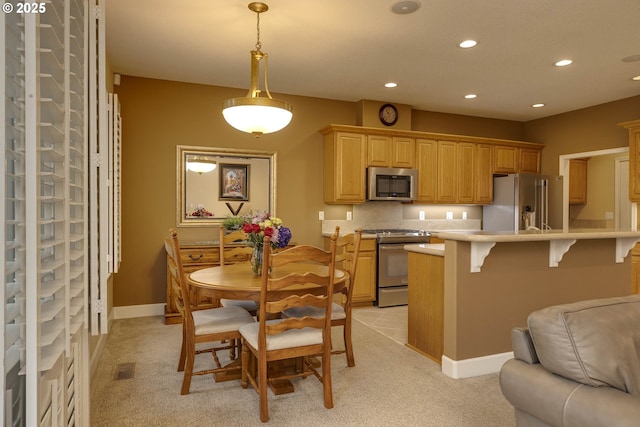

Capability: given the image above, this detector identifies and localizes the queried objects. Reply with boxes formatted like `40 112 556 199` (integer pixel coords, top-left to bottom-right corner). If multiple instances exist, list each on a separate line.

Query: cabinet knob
189 253 204 261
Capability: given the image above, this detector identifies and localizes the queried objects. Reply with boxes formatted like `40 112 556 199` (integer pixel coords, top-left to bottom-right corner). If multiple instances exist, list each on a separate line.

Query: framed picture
219 164 249 201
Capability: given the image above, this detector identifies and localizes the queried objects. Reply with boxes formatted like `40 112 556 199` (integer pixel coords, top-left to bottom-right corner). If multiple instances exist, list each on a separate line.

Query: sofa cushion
527 294 640 396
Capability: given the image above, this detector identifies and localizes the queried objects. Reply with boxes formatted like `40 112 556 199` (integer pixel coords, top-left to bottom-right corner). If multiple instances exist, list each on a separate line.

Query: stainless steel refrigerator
483 174 564 231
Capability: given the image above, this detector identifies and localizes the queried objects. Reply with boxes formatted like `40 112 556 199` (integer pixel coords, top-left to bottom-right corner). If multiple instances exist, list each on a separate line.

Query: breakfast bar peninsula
405 229 640 379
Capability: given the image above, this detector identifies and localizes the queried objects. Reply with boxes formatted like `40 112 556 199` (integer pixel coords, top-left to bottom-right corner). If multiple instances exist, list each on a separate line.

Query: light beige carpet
90 316 515 426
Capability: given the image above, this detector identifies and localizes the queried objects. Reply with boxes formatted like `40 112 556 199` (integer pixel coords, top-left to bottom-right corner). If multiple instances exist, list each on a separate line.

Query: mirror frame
176 145 277 227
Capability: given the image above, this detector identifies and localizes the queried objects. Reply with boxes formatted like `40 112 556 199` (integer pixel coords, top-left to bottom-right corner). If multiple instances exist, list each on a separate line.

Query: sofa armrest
501 359 640 427
563 384 640 427
501 359 579 427
512 327 539 364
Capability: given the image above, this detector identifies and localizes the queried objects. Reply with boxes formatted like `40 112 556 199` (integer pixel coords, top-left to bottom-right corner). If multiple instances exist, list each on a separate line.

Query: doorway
559 147 636 231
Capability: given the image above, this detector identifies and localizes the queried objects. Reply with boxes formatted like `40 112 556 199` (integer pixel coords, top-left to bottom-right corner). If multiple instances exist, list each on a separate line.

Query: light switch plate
318 211 324 221
419 211 425 220
446 211 453 220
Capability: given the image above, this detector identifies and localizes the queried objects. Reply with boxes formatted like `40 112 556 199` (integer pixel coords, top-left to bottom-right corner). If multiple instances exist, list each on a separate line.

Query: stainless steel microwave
367 167 418 201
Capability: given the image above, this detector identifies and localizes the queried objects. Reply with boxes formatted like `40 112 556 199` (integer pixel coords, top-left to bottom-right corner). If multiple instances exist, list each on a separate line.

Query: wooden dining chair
218 226 259 316
283 227 363 367
239 233 339 422
165 229 255 395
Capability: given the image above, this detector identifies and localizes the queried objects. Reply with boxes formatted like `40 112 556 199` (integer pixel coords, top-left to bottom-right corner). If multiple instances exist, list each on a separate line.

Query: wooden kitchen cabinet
437 140 457 203
367 134 391 167
569 158 588 204
493 145 519 173
475 143 494 203
520 148 541 173
407 251 444 364
493 144 541 174
620 119 640 202
323 130 367 204
320 124 544 205
416 138 438 203
456 142 475 203
392 136 415 168
350 239 377 304
324 236 377 304
367 135 415 168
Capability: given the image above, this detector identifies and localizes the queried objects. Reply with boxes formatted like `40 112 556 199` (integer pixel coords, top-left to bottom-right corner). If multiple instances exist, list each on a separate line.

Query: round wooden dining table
186 261 348 393
187 261 349 301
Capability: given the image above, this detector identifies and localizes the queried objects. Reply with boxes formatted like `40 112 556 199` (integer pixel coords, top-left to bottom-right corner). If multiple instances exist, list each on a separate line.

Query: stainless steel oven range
362 229 431 307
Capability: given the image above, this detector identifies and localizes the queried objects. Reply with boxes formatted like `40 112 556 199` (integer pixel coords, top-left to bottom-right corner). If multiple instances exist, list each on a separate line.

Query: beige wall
112 75 640 308
523 96 640 175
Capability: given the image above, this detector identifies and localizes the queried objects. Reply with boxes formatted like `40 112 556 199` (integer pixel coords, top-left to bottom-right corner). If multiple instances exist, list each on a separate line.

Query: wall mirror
177 145 277 227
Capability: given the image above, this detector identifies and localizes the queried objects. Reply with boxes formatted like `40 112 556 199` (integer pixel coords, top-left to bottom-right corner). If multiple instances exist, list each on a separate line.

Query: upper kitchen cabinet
493 144 541 174
416 139 438 203
620 119 640 202
475 143 494 203
569 158 588 205
322 128 367 204
367 135 415 168
321 124 543 205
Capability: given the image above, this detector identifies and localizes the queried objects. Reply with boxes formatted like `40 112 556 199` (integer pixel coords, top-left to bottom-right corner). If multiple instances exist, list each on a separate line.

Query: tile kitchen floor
352 305 407 345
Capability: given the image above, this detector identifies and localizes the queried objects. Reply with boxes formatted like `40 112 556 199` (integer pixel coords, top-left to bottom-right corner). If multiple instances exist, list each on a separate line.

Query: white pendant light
222 2 293 137
186 156 217 174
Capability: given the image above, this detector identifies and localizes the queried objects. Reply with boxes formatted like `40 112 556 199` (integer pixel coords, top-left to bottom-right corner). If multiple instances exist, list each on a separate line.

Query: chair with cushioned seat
282 227 362 366
218 225 259 316
165 229 255 395
239 232 339 422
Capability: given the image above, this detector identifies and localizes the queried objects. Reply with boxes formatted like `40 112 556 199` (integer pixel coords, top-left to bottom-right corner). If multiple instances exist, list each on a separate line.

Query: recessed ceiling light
555 59 573 67
532 103 545 108
464 94 477 99
633 75 640 81
459 40 477 49
385 82 398 88
391 0 421 15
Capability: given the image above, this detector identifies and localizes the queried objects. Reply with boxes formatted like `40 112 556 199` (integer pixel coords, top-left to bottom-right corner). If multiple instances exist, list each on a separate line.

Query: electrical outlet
605 211 614 220
462 211 468 220
318 211 324 221
346 211 352 221
419 211 425 220
446 211 453 220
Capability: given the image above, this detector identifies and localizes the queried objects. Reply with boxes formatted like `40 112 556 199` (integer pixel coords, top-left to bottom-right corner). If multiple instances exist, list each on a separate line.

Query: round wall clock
379 103 398 126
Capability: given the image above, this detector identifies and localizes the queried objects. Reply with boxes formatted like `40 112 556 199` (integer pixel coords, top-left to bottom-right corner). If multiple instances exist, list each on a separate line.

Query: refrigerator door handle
541 179 549 230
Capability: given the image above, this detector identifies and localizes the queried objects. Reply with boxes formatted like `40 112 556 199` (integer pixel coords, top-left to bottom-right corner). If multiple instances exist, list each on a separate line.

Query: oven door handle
378 243 407 250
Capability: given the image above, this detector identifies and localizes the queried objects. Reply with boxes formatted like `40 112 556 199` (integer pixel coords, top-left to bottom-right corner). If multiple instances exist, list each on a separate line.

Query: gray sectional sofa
500 294 640 427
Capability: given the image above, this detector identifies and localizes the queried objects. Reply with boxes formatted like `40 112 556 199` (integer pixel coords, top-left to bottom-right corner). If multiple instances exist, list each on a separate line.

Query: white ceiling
105 0 640 122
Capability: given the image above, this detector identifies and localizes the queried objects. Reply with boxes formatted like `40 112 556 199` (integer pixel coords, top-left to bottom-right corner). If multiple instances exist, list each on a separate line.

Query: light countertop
431 229 640 243
404 243 445 256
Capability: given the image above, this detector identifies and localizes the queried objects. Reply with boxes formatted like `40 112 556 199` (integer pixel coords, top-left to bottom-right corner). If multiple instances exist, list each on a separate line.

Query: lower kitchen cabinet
324 236 377 305
407 251 444 364
351 239 376 304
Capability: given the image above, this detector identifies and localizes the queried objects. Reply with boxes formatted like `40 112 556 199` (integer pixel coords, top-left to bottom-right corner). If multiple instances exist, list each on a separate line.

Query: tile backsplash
321 202 481 234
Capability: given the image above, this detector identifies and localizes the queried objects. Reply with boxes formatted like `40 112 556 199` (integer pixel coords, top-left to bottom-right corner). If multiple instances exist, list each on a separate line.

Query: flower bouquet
242 211 292 274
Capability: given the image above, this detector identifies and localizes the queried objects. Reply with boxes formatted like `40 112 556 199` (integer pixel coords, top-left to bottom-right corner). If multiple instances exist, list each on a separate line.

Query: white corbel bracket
549 239 576 267
616 237 640 263
470 242 496 273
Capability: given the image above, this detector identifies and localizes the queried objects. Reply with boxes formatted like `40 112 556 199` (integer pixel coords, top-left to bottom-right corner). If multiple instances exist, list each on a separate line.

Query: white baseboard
441 351 514 379
112 303 166 319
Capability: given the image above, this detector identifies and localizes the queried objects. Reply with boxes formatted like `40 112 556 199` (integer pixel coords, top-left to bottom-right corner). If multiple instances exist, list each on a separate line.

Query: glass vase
250 245 266 275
